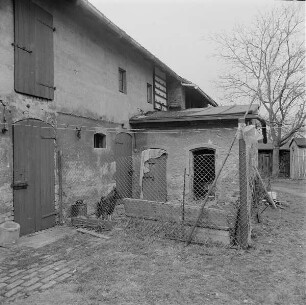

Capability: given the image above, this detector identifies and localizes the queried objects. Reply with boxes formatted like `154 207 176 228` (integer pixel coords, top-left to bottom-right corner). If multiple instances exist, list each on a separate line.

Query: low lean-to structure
290 138 306 180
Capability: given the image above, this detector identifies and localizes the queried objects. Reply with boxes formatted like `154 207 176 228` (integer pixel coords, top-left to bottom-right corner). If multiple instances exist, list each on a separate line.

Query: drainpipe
247 115 267 144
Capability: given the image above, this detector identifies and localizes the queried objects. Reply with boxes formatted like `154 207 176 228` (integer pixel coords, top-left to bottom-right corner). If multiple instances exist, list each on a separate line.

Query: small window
147 83 152 104
119 68 127 93
94 133 106 148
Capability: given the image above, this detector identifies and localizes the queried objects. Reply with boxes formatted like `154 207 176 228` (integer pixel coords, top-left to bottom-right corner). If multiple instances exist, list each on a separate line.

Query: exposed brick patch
40 280 57 290
56 272 72 282
10 270 24 277
0 282 8 289
4 286 23 298
22 271 39 280
42 269 56 277
0 276 9 283
6 279 24 290
22 277 40 287
25 282 42 292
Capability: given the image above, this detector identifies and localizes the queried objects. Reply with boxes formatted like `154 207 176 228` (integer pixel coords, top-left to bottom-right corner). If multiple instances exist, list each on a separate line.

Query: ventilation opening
94 133 106 148
192 148 215 199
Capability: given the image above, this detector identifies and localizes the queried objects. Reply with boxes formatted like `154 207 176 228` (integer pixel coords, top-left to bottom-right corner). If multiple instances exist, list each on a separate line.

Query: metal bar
42 211 58 219
254 166 276 208
37 82 56 90
57 150 64 224
238 129 249 249
11 43 32 53
182 168 186 224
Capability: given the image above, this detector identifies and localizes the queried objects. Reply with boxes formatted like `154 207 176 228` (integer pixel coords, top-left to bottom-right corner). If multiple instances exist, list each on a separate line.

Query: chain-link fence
56 125 283 249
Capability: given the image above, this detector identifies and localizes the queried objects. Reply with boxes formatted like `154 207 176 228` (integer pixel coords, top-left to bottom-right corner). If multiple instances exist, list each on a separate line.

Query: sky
89 0 305 104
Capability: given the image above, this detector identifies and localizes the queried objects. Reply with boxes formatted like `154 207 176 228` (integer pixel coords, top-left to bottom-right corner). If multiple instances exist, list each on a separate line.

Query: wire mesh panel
192 150 215 200
142 153 167 202
116 156 133 199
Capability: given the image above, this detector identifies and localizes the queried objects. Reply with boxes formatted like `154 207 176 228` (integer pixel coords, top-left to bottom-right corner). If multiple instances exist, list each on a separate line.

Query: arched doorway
191 148 215 199
13 119 56 235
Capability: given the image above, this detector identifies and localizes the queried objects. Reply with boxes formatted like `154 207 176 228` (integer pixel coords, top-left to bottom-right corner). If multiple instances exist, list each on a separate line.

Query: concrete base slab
15 225 76 249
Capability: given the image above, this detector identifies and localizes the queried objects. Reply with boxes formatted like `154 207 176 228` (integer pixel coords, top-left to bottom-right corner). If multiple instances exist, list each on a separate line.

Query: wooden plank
123 199 235 230
34 4 54 100
14 0 35 96
40 122 55 230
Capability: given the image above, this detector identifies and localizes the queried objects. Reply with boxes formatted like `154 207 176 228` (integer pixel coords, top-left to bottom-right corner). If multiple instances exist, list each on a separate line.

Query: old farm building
0 0 262 236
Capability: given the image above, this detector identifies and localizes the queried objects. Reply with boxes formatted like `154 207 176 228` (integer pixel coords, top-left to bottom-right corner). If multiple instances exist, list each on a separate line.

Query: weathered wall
132 122 241 206
56 114 121 216
0 0 156 221
49 0 155 125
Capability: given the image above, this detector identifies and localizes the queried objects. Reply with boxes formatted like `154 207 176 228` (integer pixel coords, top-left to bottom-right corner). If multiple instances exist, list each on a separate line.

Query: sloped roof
130 104 259 124
289 138 306 148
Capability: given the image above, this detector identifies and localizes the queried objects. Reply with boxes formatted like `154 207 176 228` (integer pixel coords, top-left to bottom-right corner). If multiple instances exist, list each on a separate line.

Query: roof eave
130 114 256 125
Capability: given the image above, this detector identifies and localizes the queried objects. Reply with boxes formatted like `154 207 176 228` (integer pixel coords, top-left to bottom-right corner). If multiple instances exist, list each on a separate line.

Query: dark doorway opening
193 148 215 199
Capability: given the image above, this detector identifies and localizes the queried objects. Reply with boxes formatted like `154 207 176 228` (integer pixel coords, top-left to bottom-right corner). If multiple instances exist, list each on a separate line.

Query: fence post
57 150 63 224
237 118 250 249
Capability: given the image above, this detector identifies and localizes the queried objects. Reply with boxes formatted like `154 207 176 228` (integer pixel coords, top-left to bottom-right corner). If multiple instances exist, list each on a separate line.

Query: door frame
13 118 56 235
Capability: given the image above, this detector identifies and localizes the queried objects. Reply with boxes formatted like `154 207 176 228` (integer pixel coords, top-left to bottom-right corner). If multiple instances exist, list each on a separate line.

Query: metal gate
13 119 56 235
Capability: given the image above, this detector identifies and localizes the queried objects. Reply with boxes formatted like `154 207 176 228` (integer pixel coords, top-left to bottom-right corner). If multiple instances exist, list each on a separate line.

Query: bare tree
214 5 305 176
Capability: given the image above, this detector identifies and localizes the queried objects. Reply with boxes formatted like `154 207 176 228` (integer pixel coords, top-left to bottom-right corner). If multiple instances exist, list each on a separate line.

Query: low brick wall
123 198 236 245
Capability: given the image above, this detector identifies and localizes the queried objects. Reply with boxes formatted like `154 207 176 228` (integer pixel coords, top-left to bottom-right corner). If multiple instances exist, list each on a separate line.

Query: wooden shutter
154 67 167 111
33 4 54 100
14 0 35 96
14 0 54 100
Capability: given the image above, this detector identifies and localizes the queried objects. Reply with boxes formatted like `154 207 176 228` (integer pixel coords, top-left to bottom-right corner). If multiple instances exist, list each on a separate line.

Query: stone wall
132 122 241 206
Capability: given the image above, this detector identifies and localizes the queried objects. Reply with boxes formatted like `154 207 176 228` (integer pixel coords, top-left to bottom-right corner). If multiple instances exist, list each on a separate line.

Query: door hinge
37 83 56 90
41 136 56 140
12 181 28 190
37 19 56 31
42 211 57 219
11 43 32 53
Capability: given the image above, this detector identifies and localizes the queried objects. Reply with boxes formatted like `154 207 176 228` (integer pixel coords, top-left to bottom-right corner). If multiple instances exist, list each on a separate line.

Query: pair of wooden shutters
14 0 54 100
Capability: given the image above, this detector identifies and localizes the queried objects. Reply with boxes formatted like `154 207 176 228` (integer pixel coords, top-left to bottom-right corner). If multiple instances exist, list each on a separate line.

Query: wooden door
279 151 290 177
258 152 272 177
13 119 55 235
115 133 132 198
143 154 167 202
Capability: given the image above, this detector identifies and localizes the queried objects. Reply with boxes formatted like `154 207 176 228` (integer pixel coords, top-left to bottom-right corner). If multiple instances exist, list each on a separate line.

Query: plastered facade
0 0 174 219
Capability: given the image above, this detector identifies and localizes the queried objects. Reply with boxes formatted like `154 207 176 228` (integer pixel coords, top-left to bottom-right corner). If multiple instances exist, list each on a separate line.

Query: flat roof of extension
82 0 217 107
130 104 259 124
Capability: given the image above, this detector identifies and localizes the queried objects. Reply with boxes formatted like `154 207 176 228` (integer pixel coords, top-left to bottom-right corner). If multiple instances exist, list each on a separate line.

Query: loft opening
94 133 106 148
192 148 215 199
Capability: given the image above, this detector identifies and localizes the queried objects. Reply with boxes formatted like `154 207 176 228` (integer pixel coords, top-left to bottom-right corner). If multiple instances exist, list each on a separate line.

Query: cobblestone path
0 229 103 303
